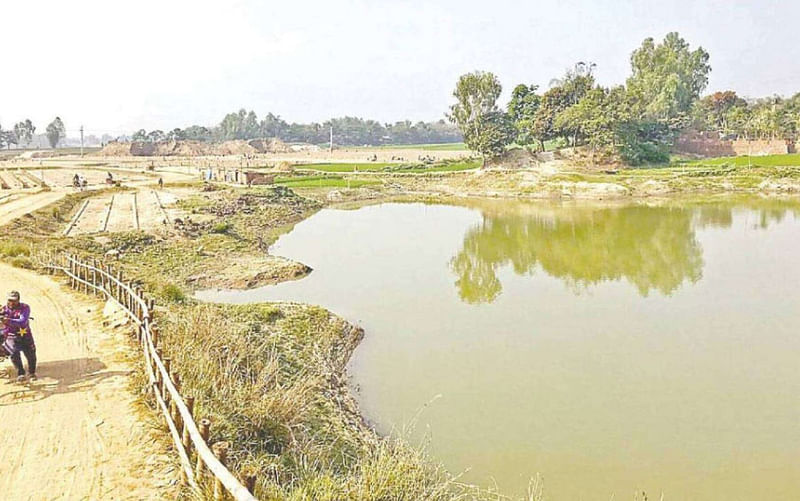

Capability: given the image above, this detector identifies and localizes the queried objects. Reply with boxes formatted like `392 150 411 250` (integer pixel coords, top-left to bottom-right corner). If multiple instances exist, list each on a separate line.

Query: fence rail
34 250 258 501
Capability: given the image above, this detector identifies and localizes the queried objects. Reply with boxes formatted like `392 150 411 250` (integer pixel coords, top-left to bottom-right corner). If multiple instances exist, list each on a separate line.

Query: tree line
0 117 66 149
130 113 462 146
692 91 800 140
449 32 800 165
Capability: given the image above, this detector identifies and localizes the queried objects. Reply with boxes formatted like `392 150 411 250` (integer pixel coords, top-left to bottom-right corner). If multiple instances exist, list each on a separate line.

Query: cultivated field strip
0 171 29 189
67 190 181 236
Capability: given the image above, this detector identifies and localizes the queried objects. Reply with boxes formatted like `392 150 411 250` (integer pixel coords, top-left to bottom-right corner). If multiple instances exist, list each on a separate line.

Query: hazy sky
2 0 798 136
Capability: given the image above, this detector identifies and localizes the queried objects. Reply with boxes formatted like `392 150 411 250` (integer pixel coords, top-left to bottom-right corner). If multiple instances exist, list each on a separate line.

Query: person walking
1 290 37 382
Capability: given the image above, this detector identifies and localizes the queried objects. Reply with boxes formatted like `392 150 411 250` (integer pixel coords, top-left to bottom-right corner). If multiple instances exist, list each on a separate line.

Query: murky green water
198 197 800 500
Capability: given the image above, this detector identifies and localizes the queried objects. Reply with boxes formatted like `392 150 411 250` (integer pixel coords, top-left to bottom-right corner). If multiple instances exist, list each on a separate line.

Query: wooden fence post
91 258 98 295
212 441 229 500
182 396 195 452
195 419 211 480
116 270 123 300
154 348 163 394
162 358 171 402
244 475 257 495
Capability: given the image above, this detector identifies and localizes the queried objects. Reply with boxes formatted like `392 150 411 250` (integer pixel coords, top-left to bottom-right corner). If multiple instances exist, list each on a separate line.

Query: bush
160 283 187 303
211 222 232 234
0 242 30 258
619 140 670 165
10 257 32 269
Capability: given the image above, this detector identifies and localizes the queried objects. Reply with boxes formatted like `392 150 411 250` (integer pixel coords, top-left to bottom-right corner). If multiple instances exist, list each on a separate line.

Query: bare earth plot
67 190 185 236
0 171 30 190
0 264 171 500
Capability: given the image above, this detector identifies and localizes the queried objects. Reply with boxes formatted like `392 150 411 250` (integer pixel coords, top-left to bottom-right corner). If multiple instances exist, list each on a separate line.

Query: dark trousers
9 341 36 376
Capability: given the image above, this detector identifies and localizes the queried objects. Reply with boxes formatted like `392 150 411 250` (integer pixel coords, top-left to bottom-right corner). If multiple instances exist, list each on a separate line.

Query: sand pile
99 138 292 157
248 138 291 153
212 140 258 155
99 142 133 156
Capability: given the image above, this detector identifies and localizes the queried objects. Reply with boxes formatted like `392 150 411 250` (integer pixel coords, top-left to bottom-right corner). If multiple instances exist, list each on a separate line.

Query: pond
196 197 800 500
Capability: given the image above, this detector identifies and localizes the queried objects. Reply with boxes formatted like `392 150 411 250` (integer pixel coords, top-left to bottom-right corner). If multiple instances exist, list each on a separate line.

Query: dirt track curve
0 210 171 498
0 191 68 225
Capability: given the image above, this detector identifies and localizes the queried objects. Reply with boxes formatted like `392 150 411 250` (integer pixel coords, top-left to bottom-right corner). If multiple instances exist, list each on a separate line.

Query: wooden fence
34 251 259 501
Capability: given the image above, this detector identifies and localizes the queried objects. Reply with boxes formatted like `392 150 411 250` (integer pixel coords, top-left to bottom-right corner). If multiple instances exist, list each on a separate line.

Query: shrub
160 283 187 303
0 241 29 257
211 222 232 234
10 257 32 269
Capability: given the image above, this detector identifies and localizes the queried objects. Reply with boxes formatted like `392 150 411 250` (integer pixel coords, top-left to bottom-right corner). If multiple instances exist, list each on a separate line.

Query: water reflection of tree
695 202 796 230
451 206 705 303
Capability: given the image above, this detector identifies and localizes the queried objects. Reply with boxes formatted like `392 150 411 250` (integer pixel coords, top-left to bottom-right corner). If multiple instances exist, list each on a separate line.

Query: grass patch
294 163 395 173
0 241 30 257
210 221 232 234
682 153 800 168
393 159 481 173
10 256 32 269
275 176 381 188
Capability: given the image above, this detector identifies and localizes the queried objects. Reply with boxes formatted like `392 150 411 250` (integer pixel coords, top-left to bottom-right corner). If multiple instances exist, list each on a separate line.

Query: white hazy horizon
1 0 798 137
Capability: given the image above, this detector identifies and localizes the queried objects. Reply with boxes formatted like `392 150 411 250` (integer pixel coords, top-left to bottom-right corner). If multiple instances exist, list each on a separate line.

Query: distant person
158 177 164 189
1 290 37 382
72 173 80 188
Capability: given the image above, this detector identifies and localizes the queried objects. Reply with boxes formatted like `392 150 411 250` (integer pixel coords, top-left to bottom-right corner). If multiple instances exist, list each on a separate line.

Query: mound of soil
99 138 290 157
212 140 257 156
99 142 133 156
248 138 291 154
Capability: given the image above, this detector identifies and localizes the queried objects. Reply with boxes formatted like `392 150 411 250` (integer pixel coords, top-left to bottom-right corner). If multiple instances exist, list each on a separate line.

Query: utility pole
329 125 333 154
80 125 84 157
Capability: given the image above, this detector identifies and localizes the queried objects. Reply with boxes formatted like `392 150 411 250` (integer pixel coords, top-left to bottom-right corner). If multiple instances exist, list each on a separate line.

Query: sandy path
0 263 170 500
0 190 67 224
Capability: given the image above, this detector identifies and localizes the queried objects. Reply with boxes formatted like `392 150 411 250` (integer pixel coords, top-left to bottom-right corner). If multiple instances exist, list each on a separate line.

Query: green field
391 159 481 173
683 153 800 167
295 159 480 174
274 176 381 188
295 162 395 172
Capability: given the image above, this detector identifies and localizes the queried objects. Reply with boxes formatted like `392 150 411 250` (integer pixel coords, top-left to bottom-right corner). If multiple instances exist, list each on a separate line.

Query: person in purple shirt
2 290 37 382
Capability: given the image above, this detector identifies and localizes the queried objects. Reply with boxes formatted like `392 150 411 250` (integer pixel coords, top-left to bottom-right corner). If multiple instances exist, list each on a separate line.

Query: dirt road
0 175 181 499
0 190 68 224
0 264 172 500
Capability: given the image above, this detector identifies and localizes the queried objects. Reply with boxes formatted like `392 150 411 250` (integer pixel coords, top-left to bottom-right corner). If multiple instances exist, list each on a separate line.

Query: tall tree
627 32 711 122
507 84 541 148
3 130 19 149
692 91 747 134
530 86 572 150
45 117 66 148
146 130 165 142
448 71 512 163
13 119 36 147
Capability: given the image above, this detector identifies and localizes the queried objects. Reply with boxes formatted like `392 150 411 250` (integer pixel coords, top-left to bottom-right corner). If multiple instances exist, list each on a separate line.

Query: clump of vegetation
0 241 29 257
159 283 187 303
110 232 157 253
10 256 32 269
450 32 715 166
210 221 231 234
